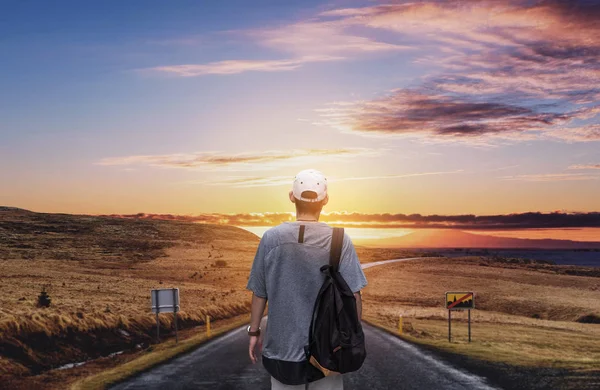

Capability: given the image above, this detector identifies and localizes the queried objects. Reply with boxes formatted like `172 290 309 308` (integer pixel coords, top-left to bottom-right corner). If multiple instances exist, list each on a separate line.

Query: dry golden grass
362 256 600 389
362 256 600 322
1 314 251 390
0 242 257 374
0 208 261 380
4 208 600 389
0 209 428 383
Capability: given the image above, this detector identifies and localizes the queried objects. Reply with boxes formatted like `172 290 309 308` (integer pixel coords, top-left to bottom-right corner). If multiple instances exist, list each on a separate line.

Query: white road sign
151 288 180 313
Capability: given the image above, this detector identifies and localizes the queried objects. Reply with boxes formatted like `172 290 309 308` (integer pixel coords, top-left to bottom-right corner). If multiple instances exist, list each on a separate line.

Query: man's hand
354 291 362 320
249 335 262 364
248 293 267 363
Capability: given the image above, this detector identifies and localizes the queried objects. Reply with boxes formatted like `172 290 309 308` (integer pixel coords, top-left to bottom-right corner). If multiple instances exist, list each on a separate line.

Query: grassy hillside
0 207 260 381
362 257 600 389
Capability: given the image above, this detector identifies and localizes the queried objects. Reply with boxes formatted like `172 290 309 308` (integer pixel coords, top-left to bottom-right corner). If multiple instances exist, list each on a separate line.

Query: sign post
172 288 179 343
445 291 474 343
207 315 211 337
154 290 160 341
151 288 180 344
468 308 471 342
448 310 451 342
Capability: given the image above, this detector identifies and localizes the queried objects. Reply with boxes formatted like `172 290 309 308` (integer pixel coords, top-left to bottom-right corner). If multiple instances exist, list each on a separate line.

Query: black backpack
304 227 367 379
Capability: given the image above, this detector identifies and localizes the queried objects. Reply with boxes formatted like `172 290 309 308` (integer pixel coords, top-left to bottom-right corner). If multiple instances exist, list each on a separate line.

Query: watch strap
247 326 261 336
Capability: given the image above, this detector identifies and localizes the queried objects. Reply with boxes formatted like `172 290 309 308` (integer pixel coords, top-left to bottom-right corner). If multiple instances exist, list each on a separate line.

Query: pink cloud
253 20 410 56
146 55 342 76
308 1 600 143
316 89 575 140
500 173 600 182
97 148 380 171
545 125 600 142
199 169 463 188
569 163 600 170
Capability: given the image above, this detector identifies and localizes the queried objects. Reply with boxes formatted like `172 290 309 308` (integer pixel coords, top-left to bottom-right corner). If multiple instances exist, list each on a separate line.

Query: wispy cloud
253 20 410 56
309 0 600 144
331 170 464 182
144 1 600 144
569 163 600 170
104 210 600 229
484 165 520 172
97 148 379 171
317 90 574 139
500 173 600 182
195 176 293 187
545 125 600 142
145 4 410 77
146 55 342 76
196 169 464 188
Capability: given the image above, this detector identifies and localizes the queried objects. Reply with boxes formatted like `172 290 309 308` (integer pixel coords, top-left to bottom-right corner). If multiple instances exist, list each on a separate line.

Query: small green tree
37 286 51 308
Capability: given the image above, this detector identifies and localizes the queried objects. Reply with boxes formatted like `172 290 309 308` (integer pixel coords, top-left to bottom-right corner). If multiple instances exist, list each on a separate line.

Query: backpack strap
329 227 344 272
298 225 305 243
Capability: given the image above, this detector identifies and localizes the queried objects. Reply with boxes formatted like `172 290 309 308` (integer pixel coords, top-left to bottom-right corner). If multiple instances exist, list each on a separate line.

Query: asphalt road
112 258 499 390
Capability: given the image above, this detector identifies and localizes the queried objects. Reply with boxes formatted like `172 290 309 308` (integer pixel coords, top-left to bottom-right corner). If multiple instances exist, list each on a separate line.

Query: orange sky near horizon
240 226 600 243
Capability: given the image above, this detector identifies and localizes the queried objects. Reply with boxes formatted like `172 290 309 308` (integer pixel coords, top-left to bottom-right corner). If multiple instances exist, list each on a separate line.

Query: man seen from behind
246 169 368 390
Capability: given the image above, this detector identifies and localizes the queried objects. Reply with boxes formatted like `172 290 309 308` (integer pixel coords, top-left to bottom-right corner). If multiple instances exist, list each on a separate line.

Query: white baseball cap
292 169 328 202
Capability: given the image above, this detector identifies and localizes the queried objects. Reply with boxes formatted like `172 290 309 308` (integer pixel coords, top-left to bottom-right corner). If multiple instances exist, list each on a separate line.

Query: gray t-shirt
246 221 368 362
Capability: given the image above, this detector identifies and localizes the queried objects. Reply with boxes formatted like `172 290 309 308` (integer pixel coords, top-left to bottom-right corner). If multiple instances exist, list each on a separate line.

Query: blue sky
1 0 599 226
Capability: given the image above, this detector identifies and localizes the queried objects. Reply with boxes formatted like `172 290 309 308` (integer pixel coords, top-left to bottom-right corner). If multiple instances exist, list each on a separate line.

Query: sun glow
238 225 414 241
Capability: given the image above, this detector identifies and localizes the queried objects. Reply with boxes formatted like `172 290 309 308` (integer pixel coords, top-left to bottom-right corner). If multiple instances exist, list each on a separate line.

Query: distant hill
359 229 600 249
0 206 259 262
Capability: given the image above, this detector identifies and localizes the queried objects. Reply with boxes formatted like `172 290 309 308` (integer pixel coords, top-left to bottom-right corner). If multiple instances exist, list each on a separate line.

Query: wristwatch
247 325 261 336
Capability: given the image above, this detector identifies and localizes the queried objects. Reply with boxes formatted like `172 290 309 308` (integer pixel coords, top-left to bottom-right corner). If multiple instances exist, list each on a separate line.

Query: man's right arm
246 233 269 299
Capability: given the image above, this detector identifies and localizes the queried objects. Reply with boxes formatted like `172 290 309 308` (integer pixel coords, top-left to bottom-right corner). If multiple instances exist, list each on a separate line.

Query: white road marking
374 327 500 389
361 257 440 269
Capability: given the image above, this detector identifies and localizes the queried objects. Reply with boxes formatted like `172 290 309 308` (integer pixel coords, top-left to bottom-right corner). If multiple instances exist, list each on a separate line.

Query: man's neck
296 215 319 222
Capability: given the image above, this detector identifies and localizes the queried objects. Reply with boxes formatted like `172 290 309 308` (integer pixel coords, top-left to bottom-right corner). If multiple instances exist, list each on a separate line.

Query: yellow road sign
446 291 474 310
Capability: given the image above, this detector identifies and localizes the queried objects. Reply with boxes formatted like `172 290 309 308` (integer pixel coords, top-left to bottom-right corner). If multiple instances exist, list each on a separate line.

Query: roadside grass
0 208 260 380
362 256 600 389
0 247 256 378
69 314 250 390
364 314 600 371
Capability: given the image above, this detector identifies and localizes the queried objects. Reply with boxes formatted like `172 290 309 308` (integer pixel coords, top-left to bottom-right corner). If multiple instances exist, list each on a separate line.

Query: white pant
271 375 343 390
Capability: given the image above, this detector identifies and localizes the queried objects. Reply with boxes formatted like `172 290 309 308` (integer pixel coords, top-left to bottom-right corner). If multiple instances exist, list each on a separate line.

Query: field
0 207 415 388
362 257 600 389
0 207 261 385
3 207 600 389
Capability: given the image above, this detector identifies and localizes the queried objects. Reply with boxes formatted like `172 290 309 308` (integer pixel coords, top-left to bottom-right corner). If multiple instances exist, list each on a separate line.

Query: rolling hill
360 228 600 249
